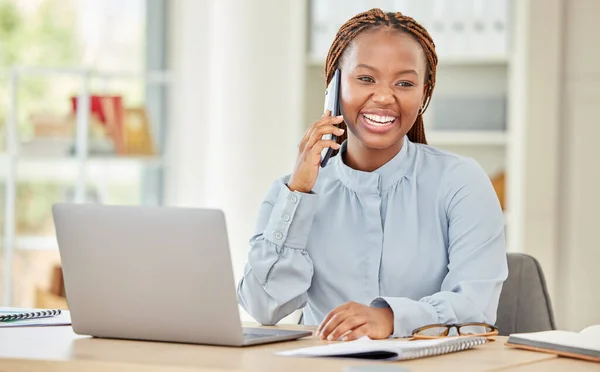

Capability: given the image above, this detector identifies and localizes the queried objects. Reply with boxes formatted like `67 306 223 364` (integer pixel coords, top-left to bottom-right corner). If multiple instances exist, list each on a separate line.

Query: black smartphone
319 68 341 168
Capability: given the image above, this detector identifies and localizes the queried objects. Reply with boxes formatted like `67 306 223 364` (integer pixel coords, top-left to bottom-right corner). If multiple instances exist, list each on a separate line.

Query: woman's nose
371 88 394 105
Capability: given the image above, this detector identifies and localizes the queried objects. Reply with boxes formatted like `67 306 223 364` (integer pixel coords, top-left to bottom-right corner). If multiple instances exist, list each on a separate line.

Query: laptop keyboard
242 327 313 342
243 330 275 340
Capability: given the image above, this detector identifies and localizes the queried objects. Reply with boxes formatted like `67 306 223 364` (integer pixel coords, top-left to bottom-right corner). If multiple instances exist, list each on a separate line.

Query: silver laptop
52 203 312 346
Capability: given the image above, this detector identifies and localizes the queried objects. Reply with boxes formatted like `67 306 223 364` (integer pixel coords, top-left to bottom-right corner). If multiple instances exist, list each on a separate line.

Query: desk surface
0 323 593 372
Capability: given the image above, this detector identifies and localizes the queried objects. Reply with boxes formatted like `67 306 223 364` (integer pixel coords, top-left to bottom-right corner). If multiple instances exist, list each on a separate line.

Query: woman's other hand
315 301 394 341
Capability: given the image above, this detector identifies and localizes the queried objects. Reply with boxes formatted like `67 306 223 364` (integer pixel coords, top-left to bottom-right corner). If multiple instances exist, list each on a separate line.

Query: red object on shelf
70 95 118 125
71 95 125 154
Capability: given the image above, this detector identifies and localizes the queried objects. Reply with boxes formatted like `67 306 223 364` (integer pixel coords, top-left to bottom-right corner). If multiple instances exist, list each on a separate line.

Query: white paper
581 325 600 338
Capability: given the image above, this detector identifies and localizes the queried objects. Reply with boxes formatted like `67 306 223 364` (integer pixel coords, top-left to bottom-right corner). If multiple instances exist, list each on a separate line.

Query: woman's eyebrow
354 63 419 77
355 63 379 72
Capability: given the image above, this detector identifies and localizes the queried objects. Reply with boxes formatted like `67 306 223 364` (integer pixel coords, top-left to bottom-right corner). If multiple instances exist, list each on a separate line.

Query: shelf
0 154 164 182
437 55 509 67
426 130 507 146
10 66 172 84
0 153 163 164
307 55 509 68
19 155 164 166
15 236 58 251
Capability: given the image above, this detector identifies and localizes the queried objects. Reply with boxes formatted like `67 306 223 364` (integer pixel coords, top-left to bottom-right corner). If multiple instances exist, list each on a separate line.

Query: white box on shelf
19 138 72 157
426 130 507 146
15 236 58 251
430 95 507 132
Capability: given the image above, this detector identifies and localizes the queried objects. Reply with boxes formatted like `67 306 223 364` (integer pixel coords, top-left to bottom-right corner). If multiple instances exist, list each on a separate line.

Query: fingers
304 123 345 153
297 110 330 152
309 115 344 142
316 304 340 335
317 302 356 332
317 302 359 340
315 114 345 131
316 302 347 335
309 140 339 164
316 113 345 127
317 311 349 340
328 316 368 342
315 303 392 342
341 324 369 341
299 114 344 152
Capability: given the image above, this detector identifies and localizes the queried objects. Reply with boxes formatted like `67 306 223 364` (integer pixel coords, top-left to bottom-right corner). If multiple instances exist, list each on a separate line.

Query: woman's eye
396 81 414 87
358 76 375 83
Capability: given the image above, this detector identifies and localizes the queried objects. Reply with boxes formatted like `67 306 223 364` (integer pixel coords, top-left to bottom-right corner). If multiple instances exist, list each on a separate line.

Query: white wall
166 0 305 287
507 0 563 308
165 0 211 208
556 0 600 331
510 0 600 331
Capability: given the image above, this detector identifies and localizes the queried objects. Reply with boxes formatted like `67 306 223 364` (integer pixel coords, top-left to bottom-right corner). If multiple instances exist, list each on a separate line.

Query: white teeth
363 113 396 124
363 114 396 126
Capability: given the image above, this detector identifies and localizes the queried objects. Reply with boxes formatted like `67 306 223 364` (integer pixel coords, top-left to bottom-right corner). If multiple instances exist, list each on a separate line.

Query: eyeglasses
411 323 499 340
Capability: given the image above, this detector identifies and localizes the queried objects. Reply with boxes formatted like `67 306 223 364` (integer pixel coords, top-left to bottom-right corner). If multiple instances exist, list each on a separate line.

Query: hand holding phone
320 69 342 167
287 71 344 193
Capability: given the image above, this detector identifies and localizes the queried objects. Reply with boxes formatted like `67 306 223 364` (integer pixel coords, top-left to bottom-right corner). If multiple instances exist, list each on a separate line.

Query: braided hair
325 8 438 145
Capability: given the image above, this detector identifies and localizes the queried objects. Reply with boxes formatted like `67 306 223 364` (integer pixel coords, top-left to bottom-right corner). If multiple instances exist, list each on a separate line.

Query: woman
237 8 508 341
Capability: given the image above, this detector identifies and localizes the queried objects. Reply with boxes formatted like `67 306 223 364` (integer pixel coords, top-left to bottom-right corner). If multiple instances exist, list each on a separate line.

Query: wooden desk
0 324 593 371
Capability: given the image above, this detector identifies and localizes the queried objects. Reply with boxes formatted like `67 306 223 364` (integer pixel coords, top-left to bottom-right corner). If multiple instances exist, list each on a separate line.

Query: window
1 0 169 306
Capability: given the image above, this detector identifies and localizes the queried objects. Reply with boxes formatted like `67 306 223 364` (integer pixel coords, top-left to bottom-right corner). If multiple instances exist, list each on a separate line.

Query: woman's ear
420 84 429 113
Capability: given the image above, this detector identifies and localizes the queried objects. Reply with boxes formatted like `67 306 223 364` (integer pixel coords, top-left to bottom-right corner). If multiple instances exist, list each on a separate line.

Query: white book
429 0 450 58
506 325 600 362
447 0 471 57
467 0 488 58
486 0 509 57
276 336 487 361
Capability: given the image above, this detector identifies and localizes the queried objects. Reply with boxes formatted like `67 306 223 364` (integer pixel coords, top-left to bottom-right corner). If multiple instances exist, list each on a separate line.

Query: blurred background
0 0 598 333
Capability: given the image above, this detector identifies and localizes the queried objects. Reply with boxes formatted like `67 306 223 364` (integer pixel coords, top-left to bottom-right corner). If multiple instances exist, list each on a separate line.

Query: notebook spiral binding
402 337 487 360
0 309 62 322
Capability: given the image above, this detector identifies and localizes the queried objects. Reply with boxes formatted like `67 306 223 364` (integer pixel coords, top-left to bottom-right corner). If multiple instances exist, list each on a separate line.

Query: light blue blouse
237 137 508 337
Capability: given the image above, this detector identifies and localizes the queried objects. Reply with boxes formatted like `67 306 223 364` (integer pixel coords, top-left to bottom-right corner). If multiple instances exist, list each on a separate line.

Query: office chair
496 252 556 335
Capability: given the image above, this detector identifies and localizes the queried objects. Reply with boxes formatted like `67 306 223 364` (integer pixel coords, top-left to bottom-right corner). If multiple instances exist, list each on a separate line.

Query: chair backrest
496 253 556 335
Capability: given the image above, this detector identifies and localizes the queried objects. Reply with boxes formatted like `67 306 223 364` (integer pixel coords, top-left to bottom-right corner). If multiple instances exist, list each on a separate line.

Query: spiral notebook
276 336 487 361
0 308 62 322
0 307 71 327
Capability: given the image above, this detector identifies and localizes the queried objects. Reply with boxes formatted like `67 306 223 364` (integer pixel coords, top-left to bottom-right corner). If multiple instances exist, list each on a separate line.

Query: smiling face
339 27 428 154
